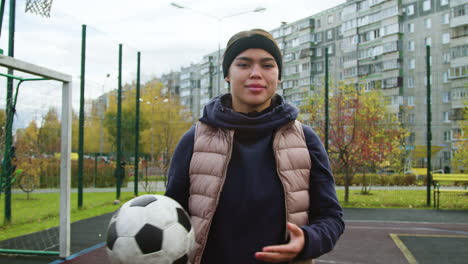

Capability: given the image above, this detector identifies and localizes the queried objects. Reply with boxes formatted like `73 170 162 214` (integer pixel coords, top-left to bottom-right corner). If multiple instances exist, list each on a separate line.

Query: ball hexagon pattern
106 195 195 264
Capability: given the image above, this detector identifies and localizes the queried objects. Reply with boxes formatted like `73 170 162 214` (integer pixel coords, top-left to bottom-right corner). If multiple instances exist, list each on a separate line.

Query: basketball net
25 0 53 18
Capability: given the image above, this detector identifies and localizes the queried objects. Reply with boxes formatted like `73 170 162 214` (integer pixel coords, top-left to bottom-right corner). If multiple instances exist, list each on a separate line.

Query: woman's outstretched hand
255 222 305 263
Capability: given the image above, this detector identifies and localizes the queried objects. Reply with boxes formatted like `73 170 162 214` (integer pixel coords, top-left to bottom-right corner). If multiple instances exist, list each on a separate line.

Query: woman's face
225 48 280 113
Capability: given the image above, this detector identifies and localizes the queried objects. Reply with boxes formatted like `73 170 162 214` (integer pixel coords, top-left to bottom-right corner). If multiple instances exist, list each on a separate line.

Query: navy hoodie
165 94 344 264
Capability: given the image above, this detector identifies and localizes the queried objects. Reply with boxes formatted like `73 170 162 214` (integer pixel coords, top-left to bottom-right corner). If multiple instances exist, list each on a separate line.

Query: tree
103 79 191 172
37 108 61 154
15 120 39 156
451 106 468 173
83 99 109 154
300 83 408 202
139 81 192 175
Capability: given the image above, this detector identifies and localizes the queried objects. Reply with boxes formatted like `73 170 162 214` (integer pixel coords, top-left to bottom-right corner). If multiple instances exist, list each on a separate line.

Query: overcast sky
0 0 344 127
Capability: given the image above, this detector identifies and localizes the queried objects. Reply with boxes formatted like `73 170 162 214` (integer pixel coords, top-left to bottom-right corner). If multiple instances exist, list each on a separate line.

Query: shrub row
333 173 426 186
13 158 129 189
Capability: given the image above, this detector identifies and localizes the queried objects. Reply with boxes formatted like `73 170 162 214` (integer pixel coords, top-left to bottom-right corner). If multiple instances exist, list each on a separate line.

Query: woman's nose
249 64 262 78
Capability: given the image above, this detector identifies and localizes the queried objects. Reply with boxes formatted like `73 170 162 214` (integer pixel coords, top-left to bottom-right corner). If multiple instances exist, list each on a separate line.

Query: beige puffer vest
188 120 313 264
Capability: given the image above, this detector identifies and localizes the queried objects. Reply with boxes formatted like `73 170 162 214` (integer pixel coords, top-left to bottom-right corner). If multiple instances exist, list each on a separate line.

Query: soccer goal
0 54 73 258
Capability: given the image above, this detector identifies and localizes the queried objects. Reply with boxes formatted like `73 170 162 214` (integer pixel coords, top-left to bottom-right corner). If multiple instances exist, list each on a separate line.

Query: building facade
161 0 467 171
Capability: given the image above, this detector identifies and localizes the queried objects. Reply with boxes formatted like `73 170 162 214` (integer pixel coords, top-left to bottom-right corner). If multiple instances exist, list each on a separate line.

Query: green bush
334 173 421 186
13 157 129 189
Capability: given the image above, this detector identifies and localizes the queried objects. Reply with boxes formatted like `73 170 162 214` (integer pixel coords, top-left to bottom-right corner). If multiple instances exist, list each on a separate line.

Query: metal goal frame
0 54 72 258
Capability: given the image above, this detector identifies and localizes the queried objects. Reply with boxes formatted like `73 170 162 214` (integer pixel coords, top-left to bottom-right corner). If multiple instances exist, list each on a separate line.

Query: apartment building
161 0 467 171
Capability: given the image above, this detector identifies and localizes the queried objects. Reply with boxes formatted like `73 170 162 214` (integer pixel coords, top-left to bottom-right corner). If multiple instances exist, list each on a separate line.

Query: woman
166 29 344 264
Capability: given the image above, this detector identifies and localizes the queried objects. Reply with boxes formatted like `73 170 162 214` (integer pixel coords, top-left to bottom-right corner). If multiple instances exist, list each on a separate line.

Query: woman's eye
237 63 249 67
263 64 274 68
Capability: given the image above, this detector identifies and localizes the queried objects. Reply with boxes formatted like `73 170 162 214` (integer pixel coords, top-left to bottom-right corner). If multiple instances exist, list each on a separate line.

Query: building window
425 18 432 29
451 44 468 59
451 24 468 38
408 114 415 124
453 4 467 18
408 96 415 106
443 151 451 162
407 5 414 15
407 23 414 33
409 59 415 69
316 62 323 71
408 40 415 51
443 91 451 102
316 32 322 43
443 112 450 122
442 33 450 44
443 71 449 83
444 131 451 141
327 30 333 40
449 65 468 79
424 74 433 86
442 13 450 24
441 0 448 6
316 47 322 57
443 52 451 64
423 0 431 11
407 77 414 88
425 37 432 46
317 19 321 28
328 15 334 24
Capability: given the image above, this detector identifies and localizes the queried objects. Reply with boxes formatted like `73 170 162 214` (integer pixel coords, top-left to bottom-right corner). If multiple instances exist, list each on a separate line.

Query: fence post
426 45 432 207
78 24 86 208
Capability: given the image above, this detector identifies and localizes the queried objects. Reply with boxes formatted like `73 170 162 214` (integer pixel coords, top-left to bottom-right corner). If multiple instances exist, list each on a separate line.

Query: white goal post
0 54 72 258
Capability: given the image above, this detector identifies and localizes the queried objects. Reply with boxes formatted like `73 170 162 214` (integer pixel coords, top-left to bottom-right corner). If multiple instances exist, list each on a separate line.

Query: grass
0 189 467 242
336 189 468 209
0 191 142 241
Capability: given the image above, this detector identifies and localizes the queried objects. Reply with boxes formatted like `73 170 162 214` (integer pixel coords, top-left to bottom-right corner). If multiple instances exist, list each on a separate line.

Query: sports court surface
0 208 467 264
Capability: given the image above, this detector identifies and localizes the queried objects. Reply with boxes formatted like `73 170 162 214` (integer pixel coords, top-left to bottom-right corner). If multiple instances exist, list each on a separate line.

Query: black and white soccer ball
106 194 195 264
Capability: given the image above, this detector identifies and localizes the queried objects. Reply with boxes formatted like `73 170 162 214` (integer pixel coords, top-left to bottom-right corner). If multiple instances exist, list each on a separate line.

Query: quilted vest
188 120 313 264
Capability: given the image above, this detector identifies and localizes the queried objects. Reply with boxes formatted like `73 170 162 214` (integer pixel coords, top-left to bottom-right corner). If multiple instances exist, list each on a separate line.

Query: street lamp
170 2 266 96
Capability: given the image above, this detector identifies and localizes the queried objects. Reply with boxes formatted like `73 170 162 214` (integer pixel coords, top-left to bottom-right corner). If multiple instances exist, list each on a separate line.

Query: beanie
222 30 282 80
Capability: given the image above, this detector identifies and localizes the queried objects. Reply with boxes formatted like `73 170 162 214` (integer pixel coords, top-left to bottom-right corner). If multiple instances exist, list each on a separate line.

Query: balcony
343 60 358 69
450 15 468 28
450 108 466 121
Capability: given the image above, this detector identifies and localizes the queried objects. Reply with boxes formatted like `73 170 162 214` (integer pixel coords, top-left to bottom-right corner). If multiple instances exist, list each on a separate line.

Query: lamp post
170 2 266 96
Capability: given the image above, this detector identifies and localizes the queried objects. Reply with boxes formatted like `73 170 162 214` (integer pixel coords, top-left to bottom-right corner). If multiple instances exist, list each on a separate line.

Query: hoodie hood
199 93 298 133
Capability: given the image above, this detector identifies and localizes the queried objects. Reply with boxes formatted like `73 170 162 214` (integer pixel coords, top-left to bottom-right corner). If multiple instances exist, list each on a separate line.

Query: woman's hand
255 222 305 263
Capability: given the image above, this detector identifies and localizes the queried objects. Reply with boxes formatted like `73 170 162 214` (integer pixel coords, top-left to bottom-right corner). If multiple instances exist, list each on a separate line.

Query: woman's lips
246 84 266 92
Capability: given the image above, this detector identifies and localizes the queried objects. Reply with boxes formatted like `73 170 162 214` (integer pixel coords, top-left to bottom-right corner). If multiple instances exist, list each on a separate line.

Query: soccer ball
106 194 195 264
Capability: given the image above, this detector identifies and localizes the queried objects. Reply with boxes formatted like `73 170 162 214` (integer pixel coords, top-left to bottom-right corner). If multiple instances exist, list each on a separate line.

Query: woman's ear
225 76 230 82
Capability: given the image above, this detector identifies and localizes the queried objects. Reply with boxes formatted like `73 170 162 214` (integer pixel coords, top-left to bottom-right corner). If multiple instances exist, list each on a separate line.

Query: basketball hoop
25 0 53 18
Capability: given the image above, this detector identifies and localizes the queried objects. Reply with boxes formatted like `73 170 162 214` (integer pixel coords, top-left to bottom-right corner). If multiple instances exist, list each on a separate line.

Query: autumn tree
300 83 408 202
83 98 111 154
37 107 61 154
15 120 39 156
451 106 468 173
103 79 191 173
138 80 192 174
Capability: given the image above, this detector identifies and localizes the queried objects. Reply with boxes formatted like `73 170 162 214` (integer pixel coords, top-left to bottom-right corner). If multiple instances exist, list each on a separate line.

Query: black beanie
222 33 282 80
